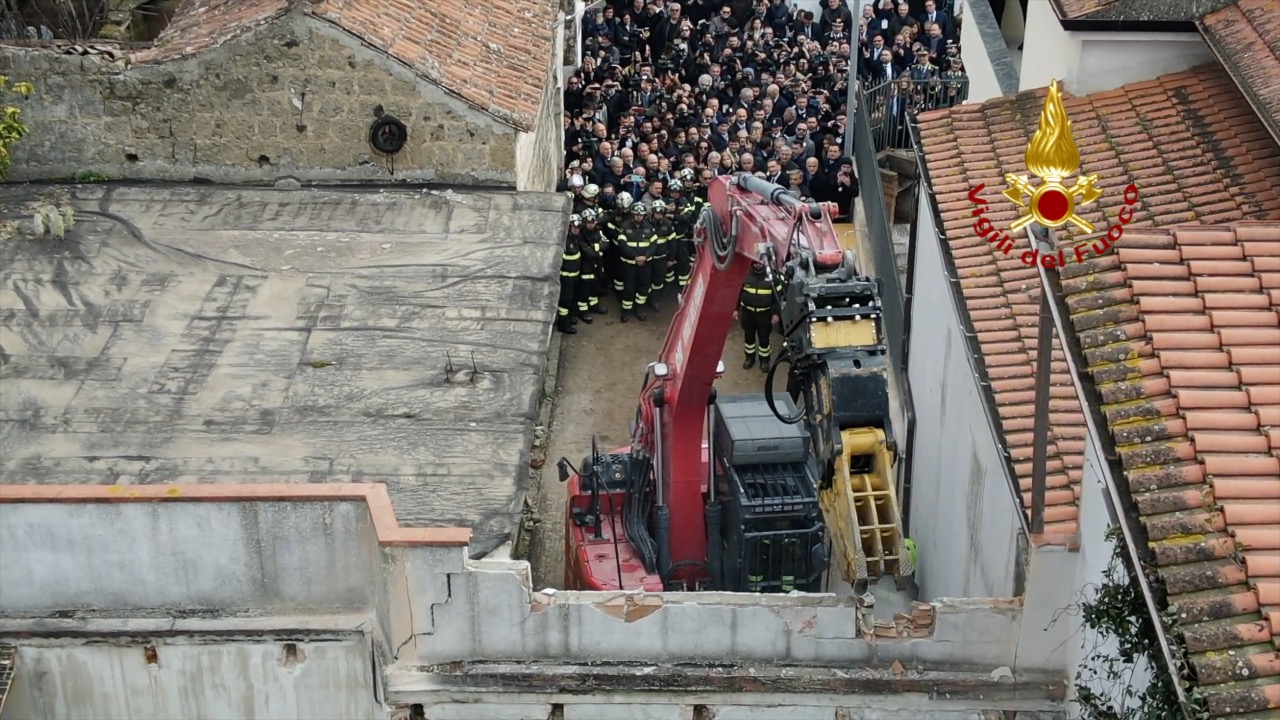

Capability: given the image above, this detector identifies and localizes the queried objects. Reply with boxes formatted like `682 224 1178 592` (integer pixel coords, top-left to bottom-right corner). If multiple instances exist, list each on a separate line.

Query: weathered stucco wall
0 638 381 720
0 14 527 186
0 500 383 617
905 191 1026 600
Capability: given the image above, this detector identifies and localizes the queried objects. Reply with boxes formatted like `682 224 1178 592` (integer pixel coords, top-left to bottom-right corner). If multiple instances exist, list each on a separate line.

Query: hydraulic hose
764 349 805 424
698 205 736 271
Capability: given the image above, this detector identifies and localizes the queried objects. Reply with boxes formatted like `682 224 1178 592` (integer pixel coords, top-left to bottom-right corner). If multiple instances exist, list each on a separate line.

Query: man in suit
884 77 914 148
888 2 918 39
793 10 820 41
871 48 898 83
919 0 954 38
763 157 788 186
922 21 947 64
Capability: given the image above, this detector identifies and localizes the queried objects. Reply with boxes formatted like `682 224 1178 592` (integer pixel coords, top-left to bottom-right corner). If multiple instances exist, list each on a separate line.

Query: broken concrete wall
392 548 1059 673
0 14 528 186
0 495 1067 718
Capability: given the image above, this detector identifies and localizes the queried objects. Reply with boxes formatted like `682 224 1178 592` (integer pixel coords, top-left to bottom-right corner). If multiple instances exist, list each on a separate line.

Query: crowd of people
555 0 972 337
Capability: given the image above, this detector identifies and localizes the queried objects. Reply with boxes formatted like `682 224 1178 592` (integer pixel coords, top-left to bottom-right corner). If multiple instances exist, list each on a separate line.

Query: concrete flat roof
0 183 567 557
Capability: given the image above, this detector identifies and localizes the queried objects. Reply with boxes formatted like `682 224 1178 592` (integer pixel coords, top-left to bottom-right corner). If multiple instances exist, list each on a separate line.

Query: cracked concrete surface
0 183 566 557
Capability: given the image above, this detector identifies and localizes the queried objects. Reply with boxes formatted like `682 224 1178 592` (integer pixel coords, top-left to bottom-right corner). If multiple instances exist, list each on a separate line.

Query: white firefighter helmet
616 192 634 209
651 200 667 213
583 183 600 199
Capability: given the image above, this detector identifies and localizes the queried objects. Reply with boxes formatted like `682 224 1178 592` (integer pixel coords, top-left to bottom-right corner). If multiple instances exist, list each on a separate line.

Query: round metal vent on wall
369 116 408 155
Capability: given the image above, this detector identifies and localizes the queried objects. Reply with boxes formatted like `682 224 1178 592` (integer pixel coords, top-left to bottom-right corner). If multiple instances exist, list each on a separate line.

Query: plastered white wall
905 190 1025 600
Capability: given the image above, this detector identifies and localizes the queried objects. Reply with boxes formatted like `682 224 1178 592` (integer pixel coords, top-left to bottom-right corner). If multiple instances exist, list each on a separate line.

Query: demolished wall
0 491 1068 719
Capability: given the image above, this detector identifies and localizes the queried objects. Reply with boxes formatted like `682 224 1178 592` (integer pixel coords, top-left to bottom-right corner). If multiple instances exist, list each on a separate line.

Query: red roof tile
916 64 1280 547
132 0 555 131
1058 223 1280 719
308 0 556 131
134 0 290 64
1053 0 1119 20
1199 0 1280 148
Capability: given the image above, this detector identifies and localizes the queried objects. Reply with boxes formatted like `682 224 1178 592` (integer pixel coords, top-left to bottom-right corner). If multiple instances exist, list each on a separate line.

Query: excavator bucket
781 266 910 593
820 427 909 587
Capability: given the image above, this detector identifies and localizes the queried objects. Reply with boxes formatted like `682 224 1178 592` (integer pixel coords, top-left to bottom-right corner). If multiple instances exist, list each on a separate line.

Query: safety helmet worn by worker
569 174 585 189
569 214 582 227
616 192 634 210
581 208 598 223
651 200 666 213
583 183 600 199
678 168 695 182
669 180 684 192
631 202 647 215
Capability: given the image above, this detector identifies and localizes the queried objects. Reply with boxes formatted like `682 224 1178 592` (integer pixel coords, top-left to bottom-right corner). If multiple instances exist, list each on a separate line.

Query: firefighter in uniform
575 183 601 215
556 215 586 334
608 192 634 298
669 179 700 292
579 209 608 316
738 261 777 372
647 199 675 311
617 202 653 323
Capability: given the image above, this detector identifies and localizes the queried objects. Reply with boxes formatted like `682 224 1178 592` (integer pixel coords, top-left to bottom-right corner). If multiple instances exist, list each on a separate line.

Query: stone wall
0 14 526 186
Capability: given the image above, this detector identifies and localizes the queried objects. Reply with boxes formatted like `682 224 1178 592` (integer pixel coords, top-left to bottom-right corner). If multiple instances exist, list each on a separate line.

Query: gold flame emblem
1003 80 1102 233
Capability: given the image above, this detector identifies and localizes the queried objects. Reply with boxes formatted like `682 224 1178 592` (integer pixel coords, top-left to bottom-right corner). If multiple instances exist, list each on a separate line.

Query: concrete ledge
0 613 374 637
386 661 1070 707
0 483 471 547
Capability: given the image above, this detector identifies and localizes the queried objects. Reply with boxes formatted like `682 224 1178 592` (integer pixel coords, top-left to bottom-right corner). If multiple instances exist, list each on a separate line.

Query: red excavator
560 174 911 595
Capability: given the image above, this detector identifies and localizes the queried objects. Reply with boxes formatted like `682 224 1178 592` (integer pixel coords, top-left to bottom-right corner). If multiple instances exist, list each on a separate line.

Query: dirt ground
526 291 775 590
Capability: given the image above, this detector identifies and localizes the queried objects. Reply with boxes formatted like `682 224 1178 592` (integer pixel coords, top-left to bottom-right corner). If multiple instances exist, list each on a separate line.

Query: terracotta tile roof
1052 0 1239 22
307 0 556 131
1199 0 1280 148
134 0 291 64
1058 223 1280 719
1052 0 1118 21
130 0 555 131
915 64 1280 546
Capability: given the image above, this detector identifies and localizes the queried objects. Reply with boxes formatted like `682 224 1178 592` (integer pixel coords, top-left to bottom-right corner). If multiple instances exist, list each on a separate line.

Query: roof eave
1047 0 1198 32
1197 20 1280 149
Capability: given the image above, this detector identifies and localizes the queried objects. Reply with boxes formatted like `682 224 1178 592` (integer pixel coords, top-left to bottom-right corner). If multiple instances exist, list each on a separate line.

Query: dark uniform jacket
739 268 776 312
617 219 655 262
649 216 675 256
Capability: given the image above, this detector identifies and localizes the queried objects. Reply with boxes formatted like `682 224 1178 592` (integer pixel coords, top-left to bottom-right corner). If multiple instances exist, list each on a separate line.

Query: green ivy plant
1073 525 1208 720
1 76 35 180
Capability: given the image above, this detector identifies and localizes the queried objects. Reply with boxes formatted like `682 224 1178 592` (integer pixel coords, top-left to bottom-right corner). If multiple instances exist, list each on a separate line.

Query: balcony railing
863 75 970 153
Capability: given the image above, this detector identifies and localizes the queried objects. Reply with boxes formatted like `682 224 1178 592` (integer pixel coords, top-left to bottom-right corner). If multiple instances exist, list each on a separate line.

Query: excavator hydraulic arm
777 260 911 590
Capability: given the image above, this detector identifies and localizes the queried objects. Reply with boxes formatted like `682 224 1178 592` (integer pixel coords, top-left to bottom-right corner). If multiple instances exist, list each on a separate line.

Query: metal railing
851 84 906 364
863 75 969 153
